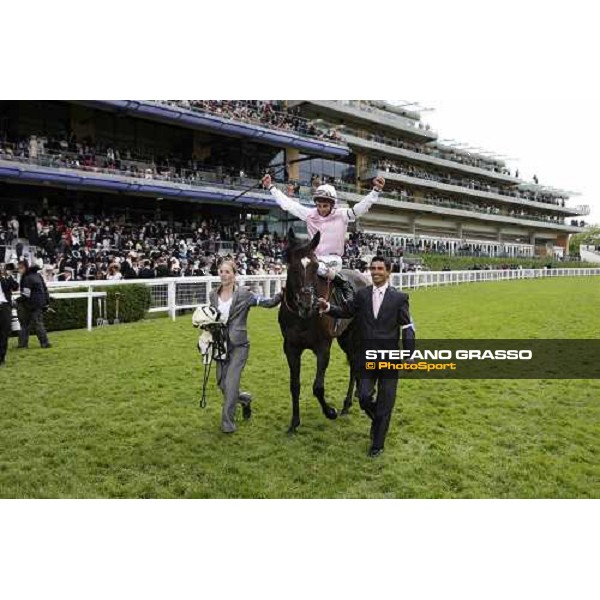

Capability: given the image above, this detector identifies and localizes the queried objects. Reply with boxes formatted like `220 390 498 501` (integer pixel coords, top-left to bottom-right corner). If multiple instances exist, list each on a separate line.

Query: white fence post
87 285 93 332
168 281 177 321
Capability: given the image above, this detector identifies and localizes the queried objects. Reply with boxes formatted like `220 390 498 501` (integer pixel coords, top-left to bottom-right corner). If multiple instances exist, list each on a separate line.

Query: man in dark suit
17 259 52 349
138 260 156 279
318 256 415 457
0 263 19 367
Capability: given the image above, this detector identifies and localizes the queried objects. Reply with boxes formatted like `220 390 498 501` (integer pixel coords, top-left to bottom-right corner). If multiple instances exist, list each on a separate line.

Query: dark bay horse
278 230 367 433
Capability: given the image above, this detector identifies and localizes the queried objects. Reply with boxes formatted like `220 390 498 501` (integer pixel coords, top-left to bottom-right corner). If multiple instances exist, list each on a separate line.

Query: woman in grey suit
209 259 282 433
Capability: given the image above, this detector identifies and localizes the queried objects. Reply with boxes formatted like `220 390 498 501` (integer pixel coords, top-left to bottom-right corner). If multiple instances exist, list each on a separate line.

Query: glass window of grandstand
298 155 356 187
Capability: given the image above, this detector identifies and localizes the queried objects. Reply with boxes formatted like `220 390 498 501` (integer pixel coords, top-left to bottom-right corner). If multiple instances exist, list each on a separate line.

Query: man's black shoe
368 447 384 458
41 343 52 349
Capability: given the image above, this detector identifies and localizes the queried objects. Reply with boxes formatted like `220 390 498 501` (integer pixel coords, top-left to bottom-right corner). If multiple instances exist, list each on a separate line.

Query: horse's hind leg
285 341 302 434
313 343 337 420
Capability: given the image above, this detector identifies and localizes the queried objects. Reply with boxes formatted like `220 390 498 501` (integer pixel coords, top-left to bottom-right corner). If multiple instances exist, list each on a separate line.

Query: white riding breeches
316 254 343 280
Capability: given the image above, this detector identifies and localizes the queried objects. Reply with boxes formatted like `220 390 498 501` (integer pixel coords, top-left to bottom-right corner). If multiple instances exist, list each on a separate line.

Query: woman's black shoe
239 392 252 420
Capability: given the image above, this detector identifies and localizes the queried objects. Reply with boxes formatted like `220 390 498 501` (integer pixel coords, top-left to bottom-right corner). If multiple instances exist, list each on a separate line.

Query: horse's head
284 230 321 319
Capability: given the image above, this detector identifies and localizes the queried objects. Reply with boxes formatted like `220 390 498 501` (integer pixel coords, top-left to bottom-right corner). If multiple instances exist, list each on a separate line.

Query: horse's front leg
285 341 302 434
313 342 337 420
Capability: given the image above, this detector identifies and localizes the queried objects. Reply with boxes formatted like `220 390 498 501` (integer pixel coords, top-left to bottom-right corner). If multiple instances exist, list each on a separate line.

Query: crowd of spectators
0 209 288 282
346 232 532 262
341 127 513 176
2 207 584 281
0 132 334 202
0 135 583 231
159 100 343 142
0 111 586 279
339 101 434 132
372 158 572 208
0 128 583 229
370 185 568 225
147 99 533 192
0 132 262 185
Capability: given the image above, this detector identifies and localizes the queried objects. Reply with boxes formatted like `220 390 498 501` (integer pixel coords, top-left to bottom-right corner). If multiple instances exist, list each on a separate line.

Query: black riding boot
333 273 354 310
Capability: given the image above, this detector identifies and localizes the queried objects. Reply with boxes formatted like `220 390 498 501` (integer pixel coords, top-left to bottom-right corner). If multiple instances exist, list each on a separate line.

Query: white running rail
46 268 600 328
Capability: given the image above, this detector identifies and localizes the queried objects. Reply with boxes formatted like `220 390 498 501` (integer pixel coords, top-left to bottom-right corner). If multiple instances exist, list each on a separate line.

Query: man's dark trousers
18 306 49 348
358 373 400 451
0 303 11 363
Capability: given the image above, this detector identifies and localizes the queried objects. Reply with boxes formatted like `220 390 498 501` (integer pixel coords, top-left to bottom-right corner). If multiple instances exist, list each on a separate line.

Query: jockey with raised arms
261 173 385 305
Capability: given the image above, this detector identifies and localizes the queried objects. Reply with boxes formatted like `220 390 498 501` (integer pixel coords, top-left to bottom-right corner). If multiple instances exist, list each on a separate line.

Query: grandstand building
0 100 589 264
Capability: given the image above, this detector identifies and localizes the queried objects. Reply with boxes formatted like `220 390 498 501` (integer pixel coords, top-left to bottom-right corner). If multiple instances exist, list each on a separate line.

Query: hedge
18 284 152 332
412 254 593 272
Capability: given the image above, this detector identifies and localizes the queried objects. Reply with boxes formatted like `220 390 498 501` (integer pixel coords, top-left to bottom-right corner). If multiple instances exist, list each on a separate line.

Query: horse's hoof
324 406 338 420
340 406 350 417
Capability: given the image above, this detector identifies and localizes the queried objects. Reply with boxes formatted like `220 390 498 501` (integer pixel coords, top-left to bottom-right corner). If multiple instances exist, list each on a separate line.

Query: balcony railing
151 100 345 146
0 145 587 231
335 184 584 229
303 100 438 140
342 131 518 183
363 165 585 215
574 205 591 216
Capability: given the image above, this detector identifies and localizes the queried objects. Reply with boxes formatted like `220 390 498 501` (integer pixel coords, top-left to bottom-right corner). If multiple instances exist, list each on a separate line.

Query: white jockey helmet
192 304 221 328
313 184 337 206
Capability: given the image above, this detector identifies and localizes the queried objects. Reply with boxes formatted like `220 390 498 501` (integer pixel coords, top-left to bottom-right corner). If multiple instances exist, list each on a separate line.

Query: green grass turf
1 277 599 498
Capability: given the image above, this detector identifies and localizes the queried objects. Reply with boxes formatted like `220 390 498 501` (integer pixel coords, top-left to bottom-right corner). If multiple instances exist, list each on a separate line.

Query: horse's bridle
282 257 331 318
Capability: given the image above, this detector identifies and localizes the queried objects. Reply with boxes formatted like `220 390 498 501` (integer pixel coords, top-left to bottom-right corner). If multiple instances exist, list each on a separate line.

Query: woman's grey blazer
209 285 281 347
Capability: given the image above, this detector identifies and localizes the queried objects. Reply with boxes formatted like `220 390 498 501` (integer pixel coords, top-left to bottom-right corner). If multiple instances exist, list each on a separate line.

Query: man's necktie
373 288 384 318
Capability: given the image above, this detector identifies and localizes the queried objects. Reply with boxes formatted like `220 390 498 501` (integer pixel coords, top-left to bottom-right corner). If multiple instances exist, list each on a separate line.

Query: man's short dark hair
18 259 29 270
370 255 392 272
